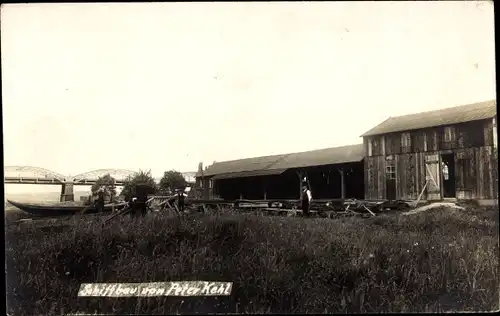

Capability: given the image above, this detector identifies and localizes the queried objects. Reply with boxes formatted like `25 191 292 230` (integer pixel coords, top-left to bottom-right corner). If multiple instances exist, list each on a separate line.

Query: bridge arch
72 169 137 183
4 165 67 183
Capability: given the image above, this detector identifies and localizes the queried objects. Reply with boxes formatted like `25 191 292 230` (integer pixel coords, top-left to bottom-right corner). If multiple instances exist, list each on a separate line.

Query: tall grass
5 206 499 314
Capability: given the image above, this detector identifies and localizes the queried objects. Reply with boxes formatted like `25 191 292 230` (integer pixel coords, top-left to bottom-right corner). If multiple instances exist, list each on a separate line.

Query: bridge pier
60 183 75 202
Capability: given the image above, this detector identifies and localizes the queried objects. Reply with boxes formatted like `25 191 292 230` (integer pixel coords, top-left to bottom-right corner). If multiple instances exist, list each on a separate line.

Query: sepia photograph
3 1 498 314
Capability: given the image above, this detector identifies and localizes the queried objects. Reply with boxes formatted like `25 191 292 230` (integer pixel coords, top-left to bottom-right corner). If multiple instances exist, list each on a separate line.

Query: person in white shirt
177 188 188 212
301 185 312 217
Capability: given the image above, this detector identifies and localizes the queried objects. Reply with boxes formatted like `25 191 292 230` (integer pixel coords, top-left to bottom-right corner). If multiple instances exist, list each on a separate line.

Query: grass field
5 205 499 314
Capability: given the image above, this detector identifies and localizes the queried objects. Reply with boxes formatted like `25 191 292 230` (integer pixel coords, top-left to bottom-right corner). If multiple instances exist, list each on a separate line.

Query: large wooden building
361 100 497 204
195 100 497 204
195 144 365 201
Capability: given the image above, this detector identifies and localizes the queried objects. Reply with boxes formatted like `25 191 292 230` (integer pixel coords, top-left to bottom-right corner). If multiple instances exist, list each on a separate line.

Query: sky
2 1 496 194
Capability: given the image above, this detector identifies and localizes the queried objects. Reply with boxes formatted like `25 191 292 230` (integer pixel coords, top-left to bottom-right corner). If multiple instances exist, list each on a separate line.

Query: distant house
360 100 497 204
181 172 196 184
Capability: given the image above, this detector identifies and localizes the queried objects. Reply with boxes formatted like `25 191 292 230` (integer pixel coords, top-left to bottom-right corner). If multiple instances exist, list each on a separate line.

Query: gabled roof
199 143 364 179
360 100 497 137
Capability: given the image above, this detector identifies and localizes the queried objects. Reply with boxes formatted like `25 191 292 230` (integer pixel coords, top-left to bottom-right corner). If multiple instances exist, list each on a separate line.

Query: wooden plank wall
364 156 385 199
198 178 215 199
364 118 498 200
454 148 475 199
367 149 498 200
396 152 419 200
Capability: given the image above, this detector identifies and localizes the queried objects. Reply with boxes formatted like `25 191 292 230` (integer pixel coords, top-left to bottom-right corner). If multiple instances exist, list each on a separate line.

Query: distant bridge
4 166 139 202
4 166 196 202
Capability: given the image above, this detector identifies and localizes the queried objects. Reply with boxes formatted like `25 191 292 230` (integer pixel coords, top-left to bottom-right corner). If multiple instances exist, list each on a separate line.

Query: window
440 126 456 149
209 180 213 189
372 139 380 156
401 133 411 153
423 132 428 151
385 136 392 155
401 133 411 147
385 162 396 180
457 129 466 148
426 131 436 151
368 138 381 156
461 122 485 147
381 136 386 155
385 135 401 154
444 127 453 142
411 133 420 152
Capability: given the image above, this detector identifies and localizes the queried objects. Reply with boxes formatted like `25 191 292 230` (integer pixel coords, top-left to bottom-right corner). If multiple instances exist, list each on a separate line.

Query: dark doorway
441 153 456 198
343 162 365 200
385 158 396 200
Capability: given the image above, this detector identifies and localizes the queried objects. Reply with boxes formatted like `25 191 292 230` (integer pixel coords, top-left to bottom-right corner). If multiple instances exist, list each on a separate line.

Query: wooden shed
360 100 497 204
195 144 365 201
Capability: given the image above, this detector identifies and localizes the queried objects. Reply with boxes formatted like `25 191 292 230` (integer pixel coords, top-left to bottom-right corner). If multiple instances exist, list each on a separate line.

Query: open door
441 153 456 198
425 154 441 200
385 156 396 200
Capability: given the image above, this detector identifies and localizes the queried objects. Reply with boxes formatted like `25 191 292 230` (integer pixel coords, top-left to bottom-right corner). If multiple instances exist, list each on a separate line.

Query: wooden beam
263 178 268 200
296 170 303 198
338 168 346 199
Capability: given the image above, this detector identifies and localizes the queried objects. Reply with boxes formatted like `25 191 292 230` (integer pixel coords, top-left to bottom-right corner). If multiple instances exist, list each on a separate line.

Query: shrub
120 170 157 202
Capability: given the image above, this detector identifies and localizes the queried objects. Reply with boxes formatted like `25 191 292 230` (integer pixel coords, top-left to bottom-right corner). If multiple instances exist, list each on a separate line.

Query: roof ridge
286 143 363 155
209 152 286 166
360 99 496 137
388 99 496 120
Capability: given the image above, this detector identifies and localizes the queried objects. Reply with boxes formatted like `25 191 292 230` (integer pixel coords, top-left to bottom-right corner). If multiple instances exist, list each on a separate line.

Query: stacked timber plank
157 198 412 218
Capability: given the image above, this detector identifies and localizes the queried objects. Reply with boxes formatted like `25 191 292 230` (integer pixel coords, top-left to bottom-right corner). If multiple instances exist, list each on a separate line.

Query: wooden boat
7 199 128 217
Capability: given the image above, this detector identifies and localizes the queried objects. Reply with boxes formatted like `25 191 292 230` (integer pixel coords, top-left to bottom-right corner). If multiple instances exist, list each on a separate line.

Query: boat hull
7 200 128 217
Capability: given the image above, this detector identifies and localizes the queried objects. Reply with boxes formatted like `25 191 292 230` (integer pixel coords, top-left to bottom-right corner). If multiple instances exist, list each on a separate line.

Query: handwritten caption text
77 281 233 297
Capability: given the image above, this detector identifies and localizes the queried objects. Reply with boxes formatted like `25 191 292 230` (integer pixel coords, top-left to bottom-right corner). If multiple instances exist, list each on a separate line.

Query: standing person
129 197 140 218
177 188 186 212
301 185 312 217
96 187 105 213
136 184 150 217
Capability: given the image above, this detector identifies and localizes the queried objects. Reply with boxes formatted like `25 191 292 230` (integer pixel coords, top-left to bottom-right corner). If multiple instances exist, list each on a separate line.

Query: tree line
90 170 189 202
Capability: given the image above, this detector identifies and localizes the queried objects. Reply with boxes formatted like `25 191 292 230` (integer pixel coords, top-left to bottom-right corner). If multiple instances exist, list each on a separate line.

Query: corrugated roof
199 144 364 178
360 100 497 137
